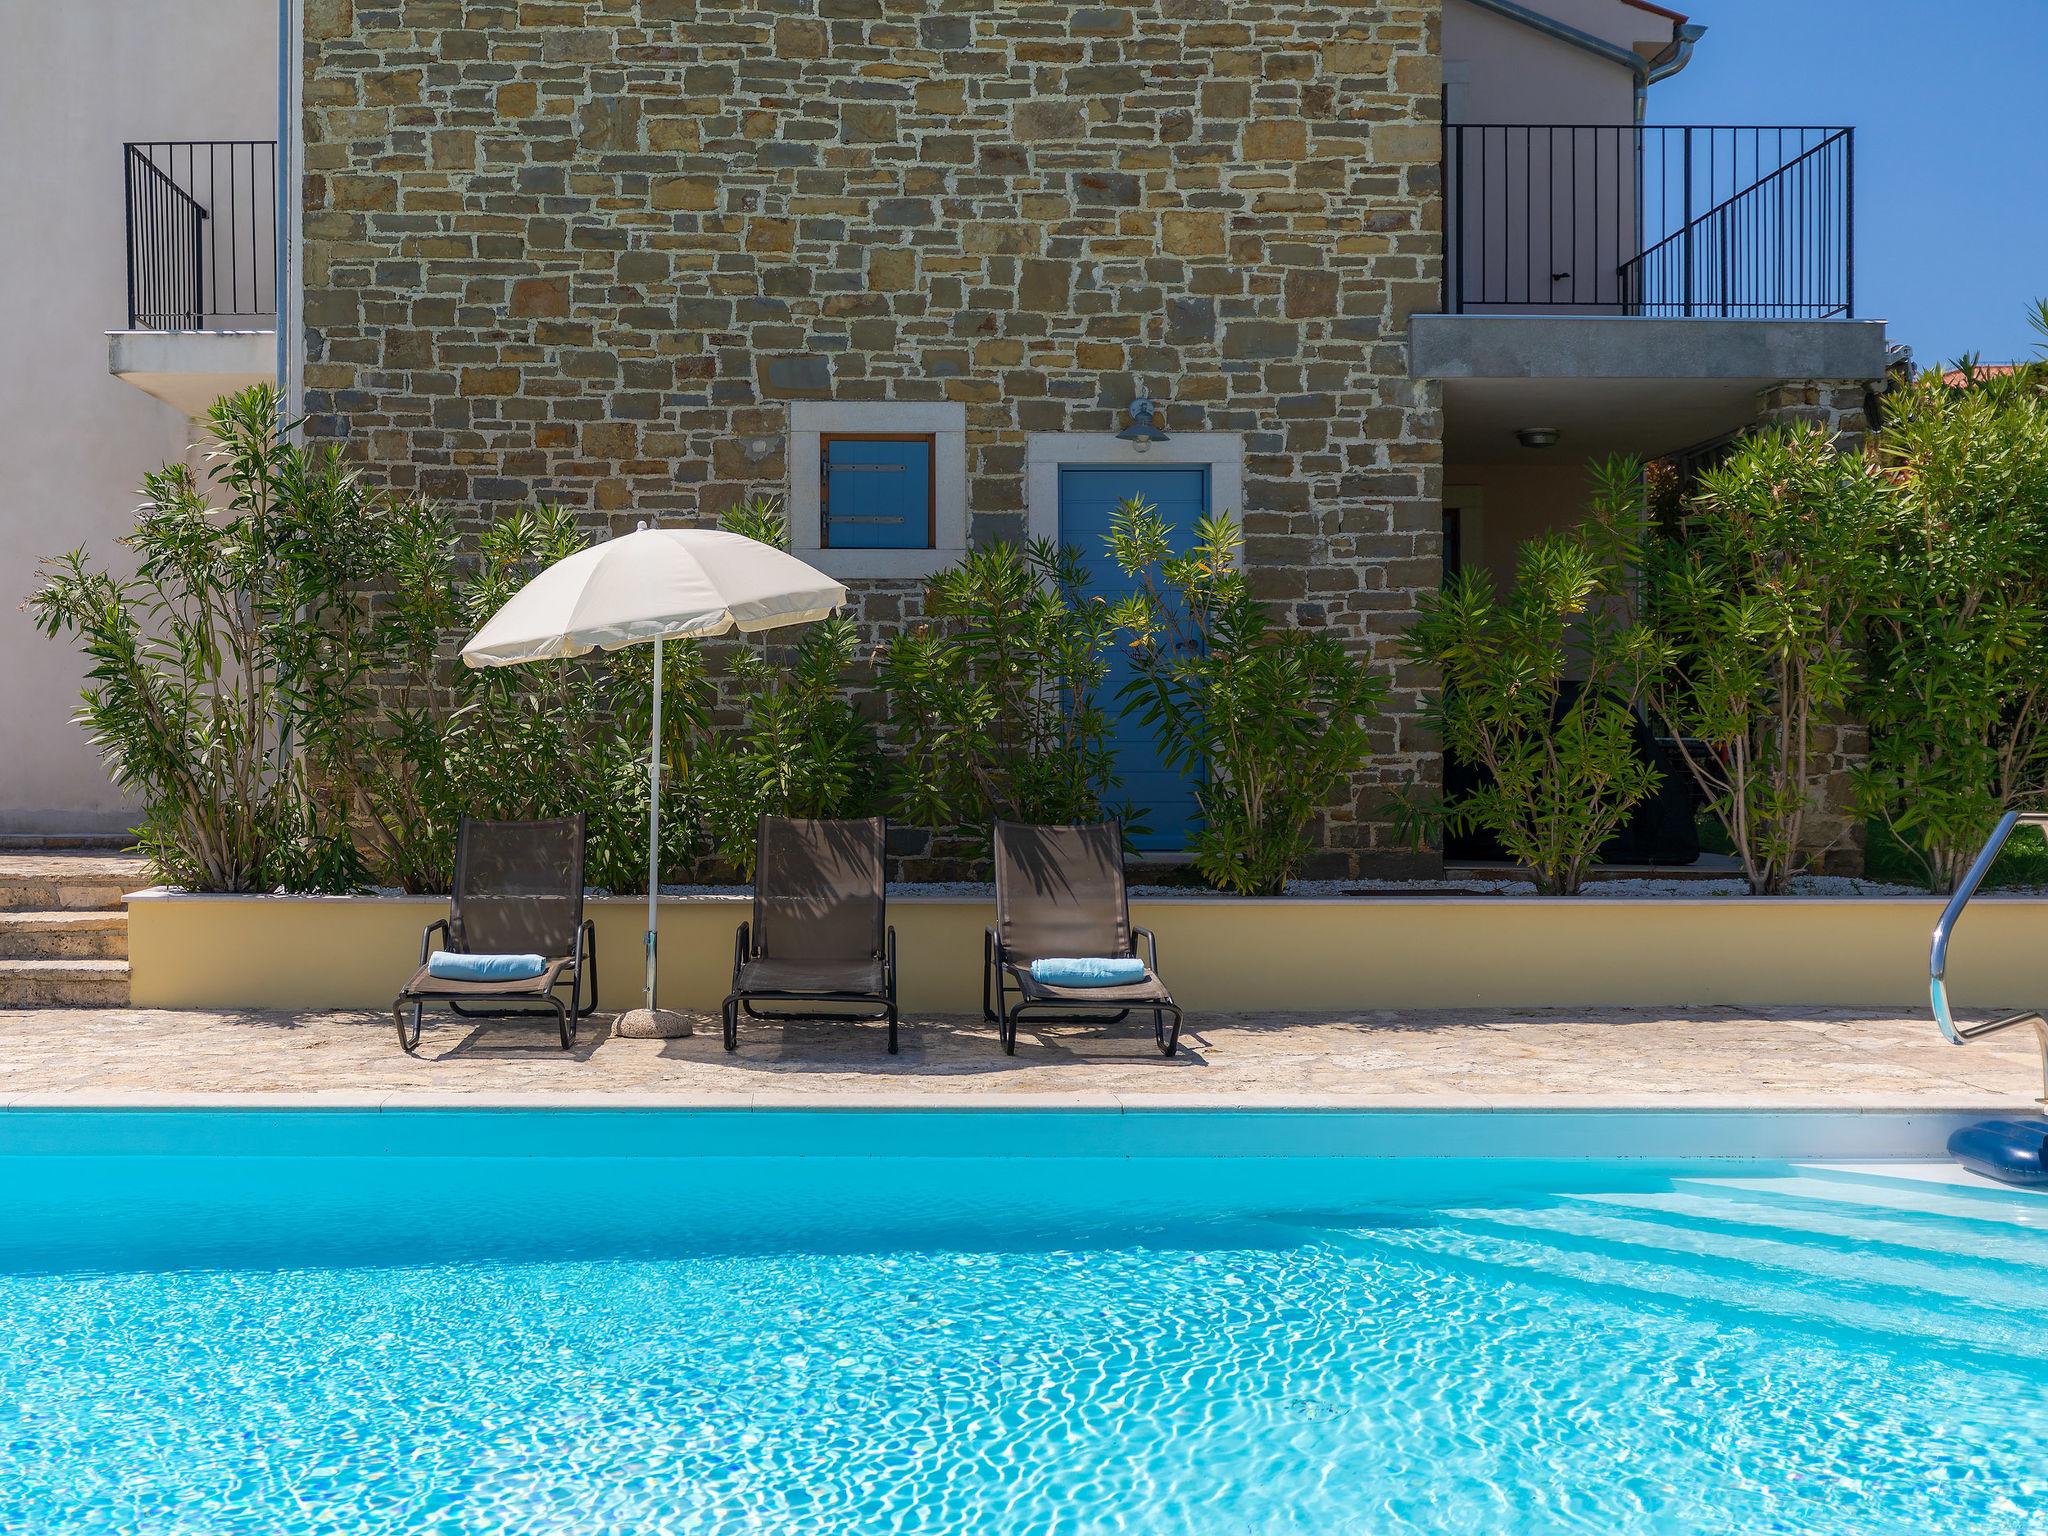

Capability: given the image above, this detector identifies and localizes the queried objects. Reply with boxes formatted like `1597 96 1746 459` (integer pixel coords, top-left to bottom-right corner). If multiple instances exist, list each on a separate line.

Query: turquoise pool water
3 1113 2047 1534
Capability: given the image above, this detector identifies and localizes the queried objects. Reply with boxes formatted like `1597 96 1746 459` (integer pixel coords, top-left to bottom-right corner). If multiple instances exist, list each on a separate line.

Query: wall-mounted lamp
1116 394 1171 453
1515 426 1562 449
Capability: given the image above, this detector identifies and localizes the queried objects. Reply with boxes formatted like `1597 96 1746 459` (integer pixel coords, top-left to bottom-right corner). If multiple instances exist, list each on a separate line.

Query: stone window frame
1023 432 1247 555
790 402 967 579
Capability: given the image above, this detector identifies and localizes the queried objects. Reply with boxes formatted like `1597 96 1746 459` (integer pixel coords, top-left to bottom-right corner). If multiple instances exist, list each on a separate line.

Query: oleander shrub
1855 314 2048 890
1109 501 1386 896
688 498 883 875
1621 428 1889 894
425 504 703 895
27 385 448 892
1402 484 1656 897
879 538 1123 832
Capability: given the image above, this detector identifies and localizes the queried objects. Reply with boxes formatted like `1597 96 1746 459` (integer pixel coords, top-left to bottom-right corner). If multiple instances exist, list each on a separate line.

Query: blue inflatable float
1948 1119 2048 1187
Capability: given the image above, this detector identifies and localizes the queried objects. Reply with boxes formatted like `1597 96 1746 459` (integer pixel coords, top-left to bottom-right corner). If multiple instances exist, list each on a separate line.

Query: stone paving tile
0 1005 2041 1107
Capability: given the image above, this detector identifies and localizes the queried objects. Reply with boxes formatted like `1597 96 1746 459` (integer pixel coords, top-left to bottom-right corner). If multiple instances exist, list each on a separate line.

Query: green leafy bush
1402 485 1655 897
879 540 1122 831
688 498 882 875
1623 428 1887 894
428 505 703 894
1855 319 2048 890
27 386 447 892
32 412 882 895
1110 503 1386 895
691 618 882 874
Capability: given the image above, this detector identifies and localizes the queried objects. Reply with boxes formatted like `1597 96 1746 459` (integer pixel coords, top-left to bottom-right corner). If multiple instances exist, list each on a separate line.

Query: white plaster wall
1442 1 1677 313
0 0 276 832
1445 457 1600 594
1442 0 1650 127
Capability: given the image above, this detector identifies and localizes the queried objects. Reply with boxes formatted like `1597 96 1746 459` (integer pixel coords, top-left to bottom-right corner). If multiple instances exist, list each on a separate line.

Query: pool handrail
1929 808 2048 1104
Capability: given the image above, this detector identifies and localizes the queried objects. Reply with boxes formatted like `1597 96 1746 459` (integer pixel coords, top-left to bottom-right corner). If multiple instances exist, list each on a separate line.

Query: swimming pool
3 1110 2045 1534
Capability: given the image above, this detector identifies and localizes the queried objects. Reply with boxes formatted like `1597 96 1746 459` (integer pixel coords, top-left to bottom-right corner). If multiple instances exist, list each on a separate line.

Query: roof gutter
1458 0 1705 120
1646 22 1708 86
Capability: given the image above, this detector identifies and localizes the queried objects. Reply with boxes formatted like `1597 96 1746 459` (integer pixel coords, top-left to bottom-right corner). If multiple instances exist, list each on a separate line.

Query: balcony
108 140 277 416
1418 123 1887 470
1442 124 1854 319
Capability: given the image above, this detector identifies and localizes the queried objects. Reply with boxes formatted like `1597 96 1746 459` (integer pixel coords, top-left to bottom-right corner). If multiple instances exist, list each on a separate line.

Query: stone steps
0 958 131 1008
0 854 150 913
0 910 129 959
0 854 148 1007
0 832 132 852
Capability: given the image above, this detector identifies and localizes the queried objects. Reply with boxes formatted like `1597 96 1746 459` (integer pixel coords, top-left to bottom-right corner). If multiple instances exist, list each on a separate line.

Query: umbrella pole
643 632 663 1013
616 633 688 1039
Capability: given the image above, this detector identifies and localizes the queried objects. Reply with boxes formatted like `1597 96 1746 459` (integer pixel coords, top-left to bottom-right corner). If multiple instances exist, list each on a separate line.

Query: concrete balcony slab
1411 313 1891 383
107 328 275 417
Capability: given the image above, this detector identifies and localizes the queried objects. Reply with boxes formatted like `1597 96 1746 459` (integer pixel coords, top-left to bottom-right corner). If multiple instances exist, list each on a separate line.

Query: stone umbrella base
613 1007 694 1039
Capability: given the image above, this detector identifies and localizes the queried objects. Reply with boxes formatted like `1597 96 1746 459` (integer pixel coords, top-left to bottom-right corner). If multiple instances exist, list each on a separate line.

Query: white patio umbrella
461 523 846 1038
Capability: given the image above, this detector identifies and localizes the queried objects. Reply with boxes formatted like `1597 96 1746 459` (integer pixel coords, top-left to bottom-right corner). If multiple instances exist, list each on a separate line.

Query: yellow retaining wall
125 890 2048 1015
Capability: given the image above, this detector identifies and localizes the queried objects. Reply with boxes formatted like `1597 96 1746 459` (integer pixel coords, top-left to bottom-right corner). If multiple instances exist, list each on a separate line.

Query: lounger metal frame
982 820 1183 1058
984 923 1180 1057
721 816 900 1055
392 816 598 1054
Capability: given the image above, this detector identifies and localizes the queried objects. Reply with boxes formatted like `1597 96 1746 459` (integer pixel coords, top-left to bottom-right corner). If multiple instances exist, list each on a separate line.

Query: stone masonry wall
1753 377 1877 875
301 0 1446 876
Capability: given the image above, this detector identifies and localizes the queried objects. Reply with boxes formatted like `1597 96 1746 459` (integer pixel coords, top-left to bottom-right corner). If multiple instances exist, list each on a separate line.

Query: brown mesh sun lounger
983 819 1182 1058
723 815 899 1054
393 815 597 1054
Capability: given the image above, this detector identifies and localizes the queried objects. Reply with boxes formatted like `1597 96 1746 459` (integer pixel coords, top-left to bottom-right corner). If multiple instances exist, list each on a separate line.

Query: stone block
776 18 828 57
330 174 395 211
1161 211 1226 257
509 277 569 318
459 367 520 396
580 422 638 459
1165 296 1216 345
1243 119 1309 161
842 103 897 143
652 177 718 211
1371 124 1439 164
1284 270 1338 317
964 222 1038 255
1018 259 1071 311
1014 101 1087 141
756 355 835 399
674 297 733 330
1222 321 1299 360
747 218 795 253
869 248 917 291
1323 40 1392 75
1072 172 1141 208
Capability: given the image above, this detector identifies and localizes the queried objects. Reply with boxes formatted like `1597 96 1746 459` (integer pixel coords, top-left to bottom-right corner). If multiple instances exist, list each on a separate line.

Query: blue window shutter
822 436 933 549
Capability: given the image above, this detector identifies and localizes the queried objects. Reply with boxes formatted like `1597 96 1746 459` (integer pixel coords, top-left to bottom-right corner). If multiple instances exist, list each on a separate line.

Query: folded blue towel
1030 956 1147 988
428 950 548 982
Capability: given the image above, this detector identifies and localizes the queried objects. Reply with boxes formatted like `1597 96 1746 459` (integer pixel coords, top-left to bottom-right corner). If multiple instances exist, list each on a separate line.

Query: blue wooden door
1058 465 1208 852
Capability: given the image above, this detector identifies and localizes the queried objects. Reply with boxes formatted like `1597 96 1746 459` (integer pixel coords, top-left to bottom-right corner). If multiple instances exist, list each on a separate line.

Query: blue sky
1651 0 2048 366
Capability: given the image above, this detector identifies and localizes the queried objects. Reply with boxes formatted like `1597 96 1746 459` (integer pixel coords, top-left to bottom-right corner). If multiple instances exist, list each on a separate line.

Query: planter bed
123 883 2048 1017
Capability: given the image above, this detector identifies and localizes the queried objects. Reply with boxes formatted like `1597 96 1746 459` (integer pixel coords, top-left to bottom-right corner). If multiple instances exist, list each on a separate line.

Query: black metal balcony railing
1442 125 1853 320
123 141 278 330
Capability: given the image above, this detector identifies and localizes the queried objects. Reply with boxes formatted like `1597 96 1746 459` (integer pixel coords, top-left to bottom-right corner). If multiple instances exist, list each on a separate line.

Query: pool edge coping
0 1090 2035 1115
